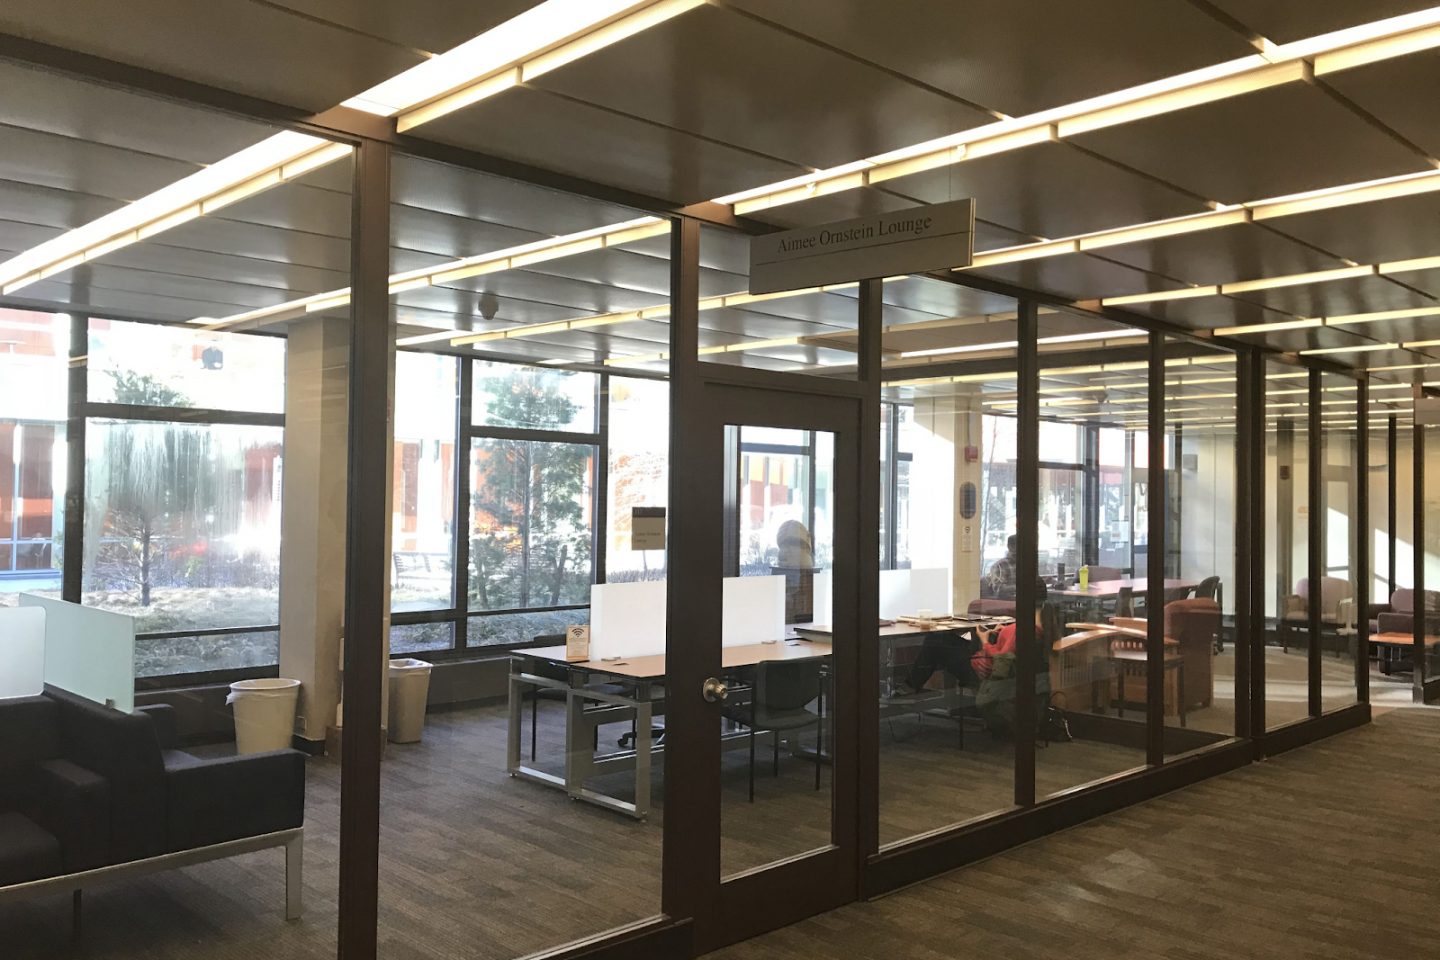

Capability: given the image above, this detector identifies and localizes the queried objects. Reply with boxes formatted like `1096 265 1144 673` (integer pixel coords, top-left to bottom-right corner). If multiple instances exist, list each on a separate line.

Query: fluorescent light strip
1298 343 1398 356
199 218 668 332
1213 318 1322 336
344 0 698 119
0 135 351 293
719 11 1440 219
1100 286 1218 306
604 335 805 367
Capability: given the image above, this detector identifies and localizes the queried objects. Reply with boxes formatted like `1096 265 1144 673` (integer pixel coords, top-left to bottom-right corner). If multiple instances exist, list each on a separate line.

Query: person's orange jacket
972 623 1017 680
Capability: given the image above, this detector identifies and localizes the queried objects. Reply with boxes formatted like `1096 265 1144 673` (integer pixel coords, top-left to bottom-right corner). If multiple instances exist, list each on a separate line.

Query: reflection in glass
473 360 597 432
392 352 458 612
606 376 668 582
88 319 285 413
82 420 283 643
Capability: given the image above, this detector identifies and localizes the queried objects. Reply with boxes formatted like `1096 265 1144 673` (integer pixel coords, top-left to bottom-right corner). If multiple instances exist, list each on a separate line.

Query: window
80 319 285 676
469 436 595 610
0 309 67 605
392 352 458 613
88 319 285 413
473 360 596 433
82 419 283 635
606 376 668 582
467 360 598 646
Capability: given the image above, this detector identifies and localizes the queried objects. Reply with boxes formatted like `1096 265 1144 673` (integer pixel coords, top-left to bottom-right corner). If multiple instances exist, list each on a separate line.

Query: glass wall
1320 372 1360 712
1163 339 1238 747
1265 363 1310 728
380 152 669 960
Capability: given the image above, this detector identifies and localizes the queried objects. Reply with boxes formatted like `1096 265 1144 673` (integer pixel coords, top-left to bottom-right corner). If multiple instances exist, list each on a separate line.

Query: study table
508 639 833 819
507 618 1013 819
1059 578 1199 600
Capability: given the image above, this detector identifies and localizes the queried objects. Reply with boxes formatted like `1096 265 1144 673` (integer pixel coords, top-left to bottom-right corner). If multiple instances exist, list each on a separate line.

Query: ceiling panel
391 156 650 237
212 181 352 240
864 276 1016 320
1206 1 1433 43
417 86 809 205
966 252 1180 300
1225 324 1388 356
391 205 541 262
886 143 1208 241
1124 294 1297 331
1333 314 1440 345
0 61 277 164
1323 51 1440 160
393 284 590 328
699 306 849 341
0 125 199 201
263 0 538 56
724 0 1253 117
0 0 422 111
156 216 351 274
1228 275 1436 318
1380 264 1440 301
99 242 349 296
31 262 305 311
1 280 257 324
531 5 991 171
1093 223 1345 290
0 179 123 230
1260 193 1440 266
435 269 668 318
1069 83 1429 205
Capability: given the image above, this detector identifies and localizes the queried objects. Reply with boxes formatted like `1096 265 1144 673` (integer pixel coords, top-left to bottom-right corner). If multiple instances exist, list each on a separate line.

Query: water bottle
1078 565 1090 592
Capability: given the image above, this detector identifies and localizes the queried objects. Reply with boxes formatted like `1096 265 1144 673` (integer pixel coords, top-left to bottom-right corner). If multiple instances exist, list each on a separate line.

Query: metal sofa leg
285 832 304 920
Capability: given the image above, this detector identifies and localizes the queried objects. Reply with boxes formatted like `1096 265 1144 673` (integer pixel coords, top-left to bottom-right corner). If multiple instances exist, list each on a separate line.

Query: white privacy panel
722 575 785 646
21 594 136 712
589 580 667 659
0 606 46 700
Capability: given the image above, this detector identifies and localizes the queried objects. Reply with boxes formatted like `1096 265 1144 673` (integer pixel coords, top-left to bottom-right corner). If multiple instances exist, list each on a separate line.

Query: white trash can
388 658 433 744
227 678 301 754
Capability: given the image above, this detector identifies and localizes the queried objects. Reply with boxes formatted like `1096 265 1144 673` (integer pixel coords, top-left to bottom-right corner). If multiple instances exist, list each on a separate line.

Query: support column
279 315 350 746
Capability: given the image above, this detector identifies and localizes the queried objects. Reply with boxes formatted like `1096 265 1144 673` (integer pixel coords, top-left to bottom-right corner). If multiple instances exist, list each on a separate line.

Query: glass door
666 379 861 952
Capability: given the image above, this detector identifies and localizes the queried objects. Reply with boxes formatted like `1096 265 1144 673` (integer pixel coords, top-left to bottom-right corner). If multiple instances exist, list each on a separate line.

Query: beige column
910 393 986 612
279 316 350 747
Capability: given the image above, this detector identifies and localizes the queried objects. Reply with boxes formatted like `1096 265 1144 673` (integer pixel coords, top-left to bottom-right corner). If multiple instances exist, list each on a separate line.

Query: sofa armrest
27 759 111 871
136 704 179 750
165 749 306 852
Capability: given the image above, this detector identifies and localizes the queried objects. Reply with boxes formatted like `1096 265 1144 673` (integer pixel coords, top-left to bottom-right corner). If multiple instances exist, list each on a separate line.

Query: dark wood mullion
1146 333 1165 764
1387 415 1398 598
452 357 473 648
337 136 391 960
660 217 707 929
856 278 883 865
1356 377 1369 705
1308 370 1323 718
594 372 610 585
63 312 87 603
1233 349 1253 741
1248 350 1267 736
1413 380 1426 705
1014 299 1039 808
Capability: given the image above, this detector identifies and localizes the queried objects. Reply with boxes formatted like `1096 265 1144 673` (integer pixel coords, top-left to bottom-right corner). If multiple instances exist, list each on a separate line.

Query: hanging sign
631 507 667 550
748 199 975 294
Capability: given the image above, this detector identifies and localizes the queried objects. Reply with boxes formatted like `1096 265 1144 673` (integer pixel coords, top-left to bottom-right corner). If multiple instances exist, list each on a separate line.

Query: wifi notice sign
748 199 974 295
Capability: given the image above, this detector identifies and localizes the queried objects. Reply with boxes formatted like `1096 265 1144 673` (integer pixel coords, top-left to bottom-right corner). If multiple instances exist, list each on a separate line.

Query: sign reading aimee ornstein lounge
747 198 974 295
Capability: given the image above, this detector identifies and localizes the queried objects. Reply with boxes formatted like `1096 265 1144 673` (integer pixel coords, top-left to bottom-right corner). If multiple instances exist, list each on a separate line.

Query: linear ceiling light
1402 338 1440 349
1212 318 1322 336
0 134 350 295
340 0 703 129
1220 264 1375 294
716 10 1440 220
1100 286 1219 307
605 335 810 367
1325 305 1440 327
1298 343 1399 356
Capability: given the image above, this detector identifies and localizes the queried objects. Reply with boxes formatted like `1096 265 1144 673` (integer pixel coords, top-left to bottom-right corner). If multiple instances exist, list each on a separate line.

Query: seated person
980 535 1019 599
893 581 1059 699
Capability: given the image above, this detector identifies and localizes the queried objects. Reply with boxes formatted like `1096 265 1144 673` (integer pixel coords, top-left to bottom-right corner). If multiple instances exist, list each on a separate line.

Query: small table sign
565 625 591 662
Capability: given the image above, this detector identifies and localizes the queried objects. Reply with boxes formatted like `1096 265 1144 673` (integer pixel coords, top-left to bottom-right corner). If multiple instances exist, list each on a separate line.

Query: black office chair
721 660 824 802
523 634 629 762
1115 586 1135 618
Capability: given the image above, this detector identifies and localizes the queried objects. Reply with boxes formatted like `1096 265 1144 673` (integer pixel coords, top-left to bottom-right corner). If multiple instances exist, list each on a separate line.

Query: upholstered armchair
1280 576 1354 653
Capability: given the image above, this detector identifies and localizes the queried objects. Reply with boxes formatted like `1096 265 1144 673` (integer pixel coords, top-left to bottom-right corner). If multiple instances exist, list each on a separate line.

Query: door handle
702 677 729 703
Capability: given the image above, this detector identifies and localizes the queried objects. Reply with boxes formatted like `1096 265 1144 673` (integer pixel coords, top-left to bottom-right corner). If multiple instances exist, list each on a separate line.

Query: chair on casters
721 660 824 802
525 635 629 761
1192 576 1223 651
